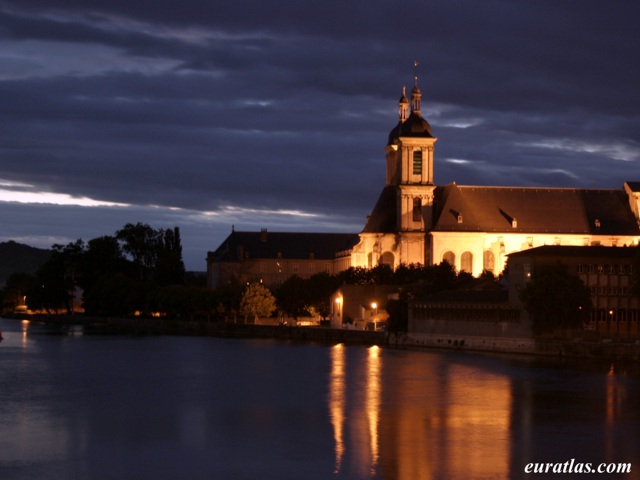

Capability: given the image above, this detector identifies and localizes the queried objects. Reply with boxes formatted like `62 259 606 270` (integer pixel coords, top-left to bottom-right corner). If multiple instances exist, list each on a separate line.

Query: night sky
1 0 639 270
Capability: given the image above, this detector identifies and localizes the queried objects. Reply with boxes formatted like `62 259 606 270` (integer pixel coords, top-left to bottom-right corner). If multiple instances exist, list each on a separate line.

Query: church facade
348 75 640 276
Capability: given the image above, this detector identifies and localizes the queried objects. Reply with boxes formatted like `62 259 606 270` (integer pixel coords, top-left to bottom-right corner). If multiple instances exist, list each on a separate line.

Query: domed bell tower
385 64 437 234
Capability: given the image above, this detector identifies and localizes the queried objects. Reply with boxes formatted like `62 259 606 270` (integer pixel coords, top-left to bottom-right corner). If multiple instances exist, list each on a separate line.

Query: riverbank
2 314 386 346
393 331 640 363
4 314 640 362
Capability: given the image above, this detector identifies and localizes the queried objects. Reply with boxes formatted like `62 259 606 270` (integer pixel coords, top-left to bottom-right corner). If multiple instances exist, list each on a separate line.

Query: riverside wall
5 314 640 362
4 314 386 346
393 331 640 362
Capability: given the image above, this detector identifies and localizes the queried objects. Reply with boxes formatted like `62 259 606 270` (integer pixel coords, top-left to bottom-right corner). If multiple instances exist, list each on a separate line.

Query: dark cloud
0 0 639 269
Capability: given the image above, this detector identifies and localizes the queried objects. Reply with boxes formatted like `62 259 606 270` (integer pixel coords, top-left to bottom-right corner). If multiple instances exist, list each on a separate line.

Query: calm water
1 318 639 480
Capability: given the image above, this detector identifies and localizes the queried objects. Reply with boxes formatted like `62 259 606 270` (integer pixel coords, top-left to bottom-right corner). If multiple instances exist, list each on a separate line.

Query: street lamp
371 302 378 330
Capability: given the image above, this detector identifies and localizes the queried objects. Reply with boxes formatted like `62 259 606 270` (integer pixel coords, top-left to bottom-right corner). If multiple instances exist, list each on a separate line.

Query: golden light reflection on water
329 343 346 474
329 344 383 477
441 364 511 478
366 346 381 476
21 319 30 348
329 348 513 479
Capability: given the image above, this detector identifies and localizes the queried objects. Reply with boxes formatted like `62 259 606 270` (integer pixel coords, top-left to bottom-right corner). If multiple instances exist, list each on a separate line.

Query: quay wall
394 331 640 362
6 314 386 346
6 314 640 362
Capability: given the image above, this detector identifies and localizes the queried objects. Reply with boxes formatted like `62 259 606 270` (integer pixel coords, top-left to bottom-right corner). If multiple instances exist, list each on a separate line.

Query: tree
1 272 33 314
80 235 127 298
216 279 244 322
83 272 142 317
386 296 409 333
116 223 185 285
240 283 276 323
307 272 341 319
116 223 161 281
155 227 186 286
519 262 591 335
275 275 311 320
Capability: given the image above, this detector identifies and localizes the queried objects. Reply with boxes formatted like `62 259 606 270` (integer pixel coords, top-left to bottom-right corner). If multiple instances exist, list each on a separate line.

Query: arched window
461 251 473 273
442 251 455 268
483 250 495 273
413 150 422 175
380 251 395 268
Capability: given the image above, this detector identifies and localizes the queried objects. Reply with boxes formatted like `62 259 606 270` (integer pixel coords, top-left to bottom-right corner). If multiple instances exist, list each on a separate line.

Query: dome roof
387 112 433 145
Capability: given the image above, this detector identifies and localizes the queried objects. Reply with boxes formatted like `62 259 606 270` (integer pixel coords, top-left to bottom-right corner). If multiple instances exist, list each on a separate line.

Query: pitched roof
507 244 640 259
432 183 640 236
362 186 398 233
626 181 640 192
208 230 360 262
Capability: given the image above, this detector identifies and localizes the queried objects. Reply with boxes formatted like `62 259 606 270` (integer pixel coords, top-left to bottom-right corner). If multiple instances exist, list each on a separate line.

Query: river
1 318 639 479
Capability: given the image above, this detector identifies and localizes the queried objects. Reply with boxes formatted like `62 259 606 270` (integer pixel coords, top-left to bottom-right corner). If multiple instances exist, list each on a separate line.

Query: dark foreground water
1 318 639 480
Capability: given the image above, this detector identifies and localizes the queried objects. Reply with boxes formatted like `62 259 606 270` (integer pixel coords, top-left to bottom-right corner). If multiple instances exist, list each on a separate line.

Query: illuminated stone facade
351 78 640 276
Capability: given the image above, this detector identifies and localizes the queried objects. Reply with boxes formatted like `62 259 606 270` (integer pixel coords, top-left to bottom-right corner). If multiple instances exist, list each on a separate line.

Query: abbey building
207 75 640 287
348 75 640 276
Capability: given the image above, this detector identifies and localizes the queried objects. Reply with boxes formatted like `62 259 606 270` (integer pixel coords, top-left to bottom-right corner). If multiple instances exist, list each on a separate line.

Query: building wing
432 183 640 236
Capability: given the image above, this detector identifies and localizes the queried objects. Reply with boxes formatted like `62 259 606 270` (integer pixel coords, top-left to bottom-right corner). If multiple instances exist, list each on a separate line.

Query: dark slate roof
432 183 640 236
362 186 398 233
626 181 640 192
387 112 434 145
508 245 640 259
208 230 360 262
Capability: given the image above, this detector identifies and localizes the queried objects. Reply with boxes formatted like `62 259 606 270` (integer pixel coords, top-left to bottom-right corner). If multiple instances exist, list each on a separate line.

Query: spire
411 60 422 113
398 85 409 122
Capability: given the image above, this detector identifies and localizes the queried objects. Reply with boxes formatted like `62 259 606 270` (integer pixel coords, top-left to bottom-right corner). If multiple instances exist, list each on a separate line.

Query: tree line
1 234 483 325
5 229 633 335
1 223 187 317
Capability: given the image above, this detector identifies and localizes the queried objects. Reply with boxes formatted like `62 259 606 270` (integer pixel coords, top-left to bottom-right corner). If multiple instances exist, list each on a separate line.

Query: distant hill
0 241 51 287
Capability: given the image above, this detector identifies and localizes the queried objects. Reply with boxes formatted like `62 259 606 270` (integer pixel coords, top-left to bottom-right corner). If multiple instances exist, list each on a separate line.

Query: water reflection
330 347 514 479
329 343 346 474
366 346 381 476
442 364 511 478
3 319 640 480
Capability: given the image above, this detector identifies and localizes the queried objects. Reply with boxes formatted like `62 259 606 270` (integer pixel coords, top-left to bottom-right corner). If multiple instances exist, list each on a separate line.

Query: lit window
413 150 422 175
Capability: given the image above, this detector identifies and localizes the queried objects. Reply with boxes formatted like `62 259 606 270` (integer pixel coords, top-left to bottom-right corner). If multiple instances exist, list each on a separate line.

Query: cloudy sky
1 0 639 270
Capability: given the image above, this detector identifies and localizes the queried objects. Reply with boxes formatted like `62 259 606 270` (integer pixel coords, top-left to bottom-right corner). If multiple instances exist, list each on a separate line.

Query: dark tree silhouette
519 262 591 335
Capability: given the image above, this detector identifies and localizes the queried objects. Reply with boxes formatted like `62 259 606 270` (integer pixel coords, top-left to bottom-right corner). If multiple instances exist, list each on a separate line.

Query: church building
207 73 640 287
349 74 640 276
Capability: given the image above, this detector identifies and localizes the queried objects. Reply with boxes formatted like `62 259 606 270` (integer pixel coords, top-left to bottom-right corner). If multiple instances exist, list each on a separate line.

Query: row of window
589 285 634 296
577 264 634 274
257 261 331 275
590 308 639 323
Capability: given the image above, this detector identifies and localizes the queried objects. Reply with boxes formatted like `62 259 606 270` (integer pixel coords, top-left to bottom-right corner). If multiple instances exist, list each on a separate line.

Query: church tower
351 65 437 268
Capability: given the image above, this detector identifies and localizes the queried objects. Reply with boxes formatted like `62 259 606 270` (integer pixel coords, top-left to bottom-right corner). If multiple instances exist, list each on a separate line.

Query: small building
408 280 528 338
508 245 640 339
206 228 359 288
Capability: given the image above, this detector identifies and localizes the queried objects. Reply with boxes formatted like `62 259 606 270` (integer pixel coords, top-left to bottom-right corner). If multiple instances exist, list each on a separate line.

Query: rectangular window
413 150 422 175
413 197 422 222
